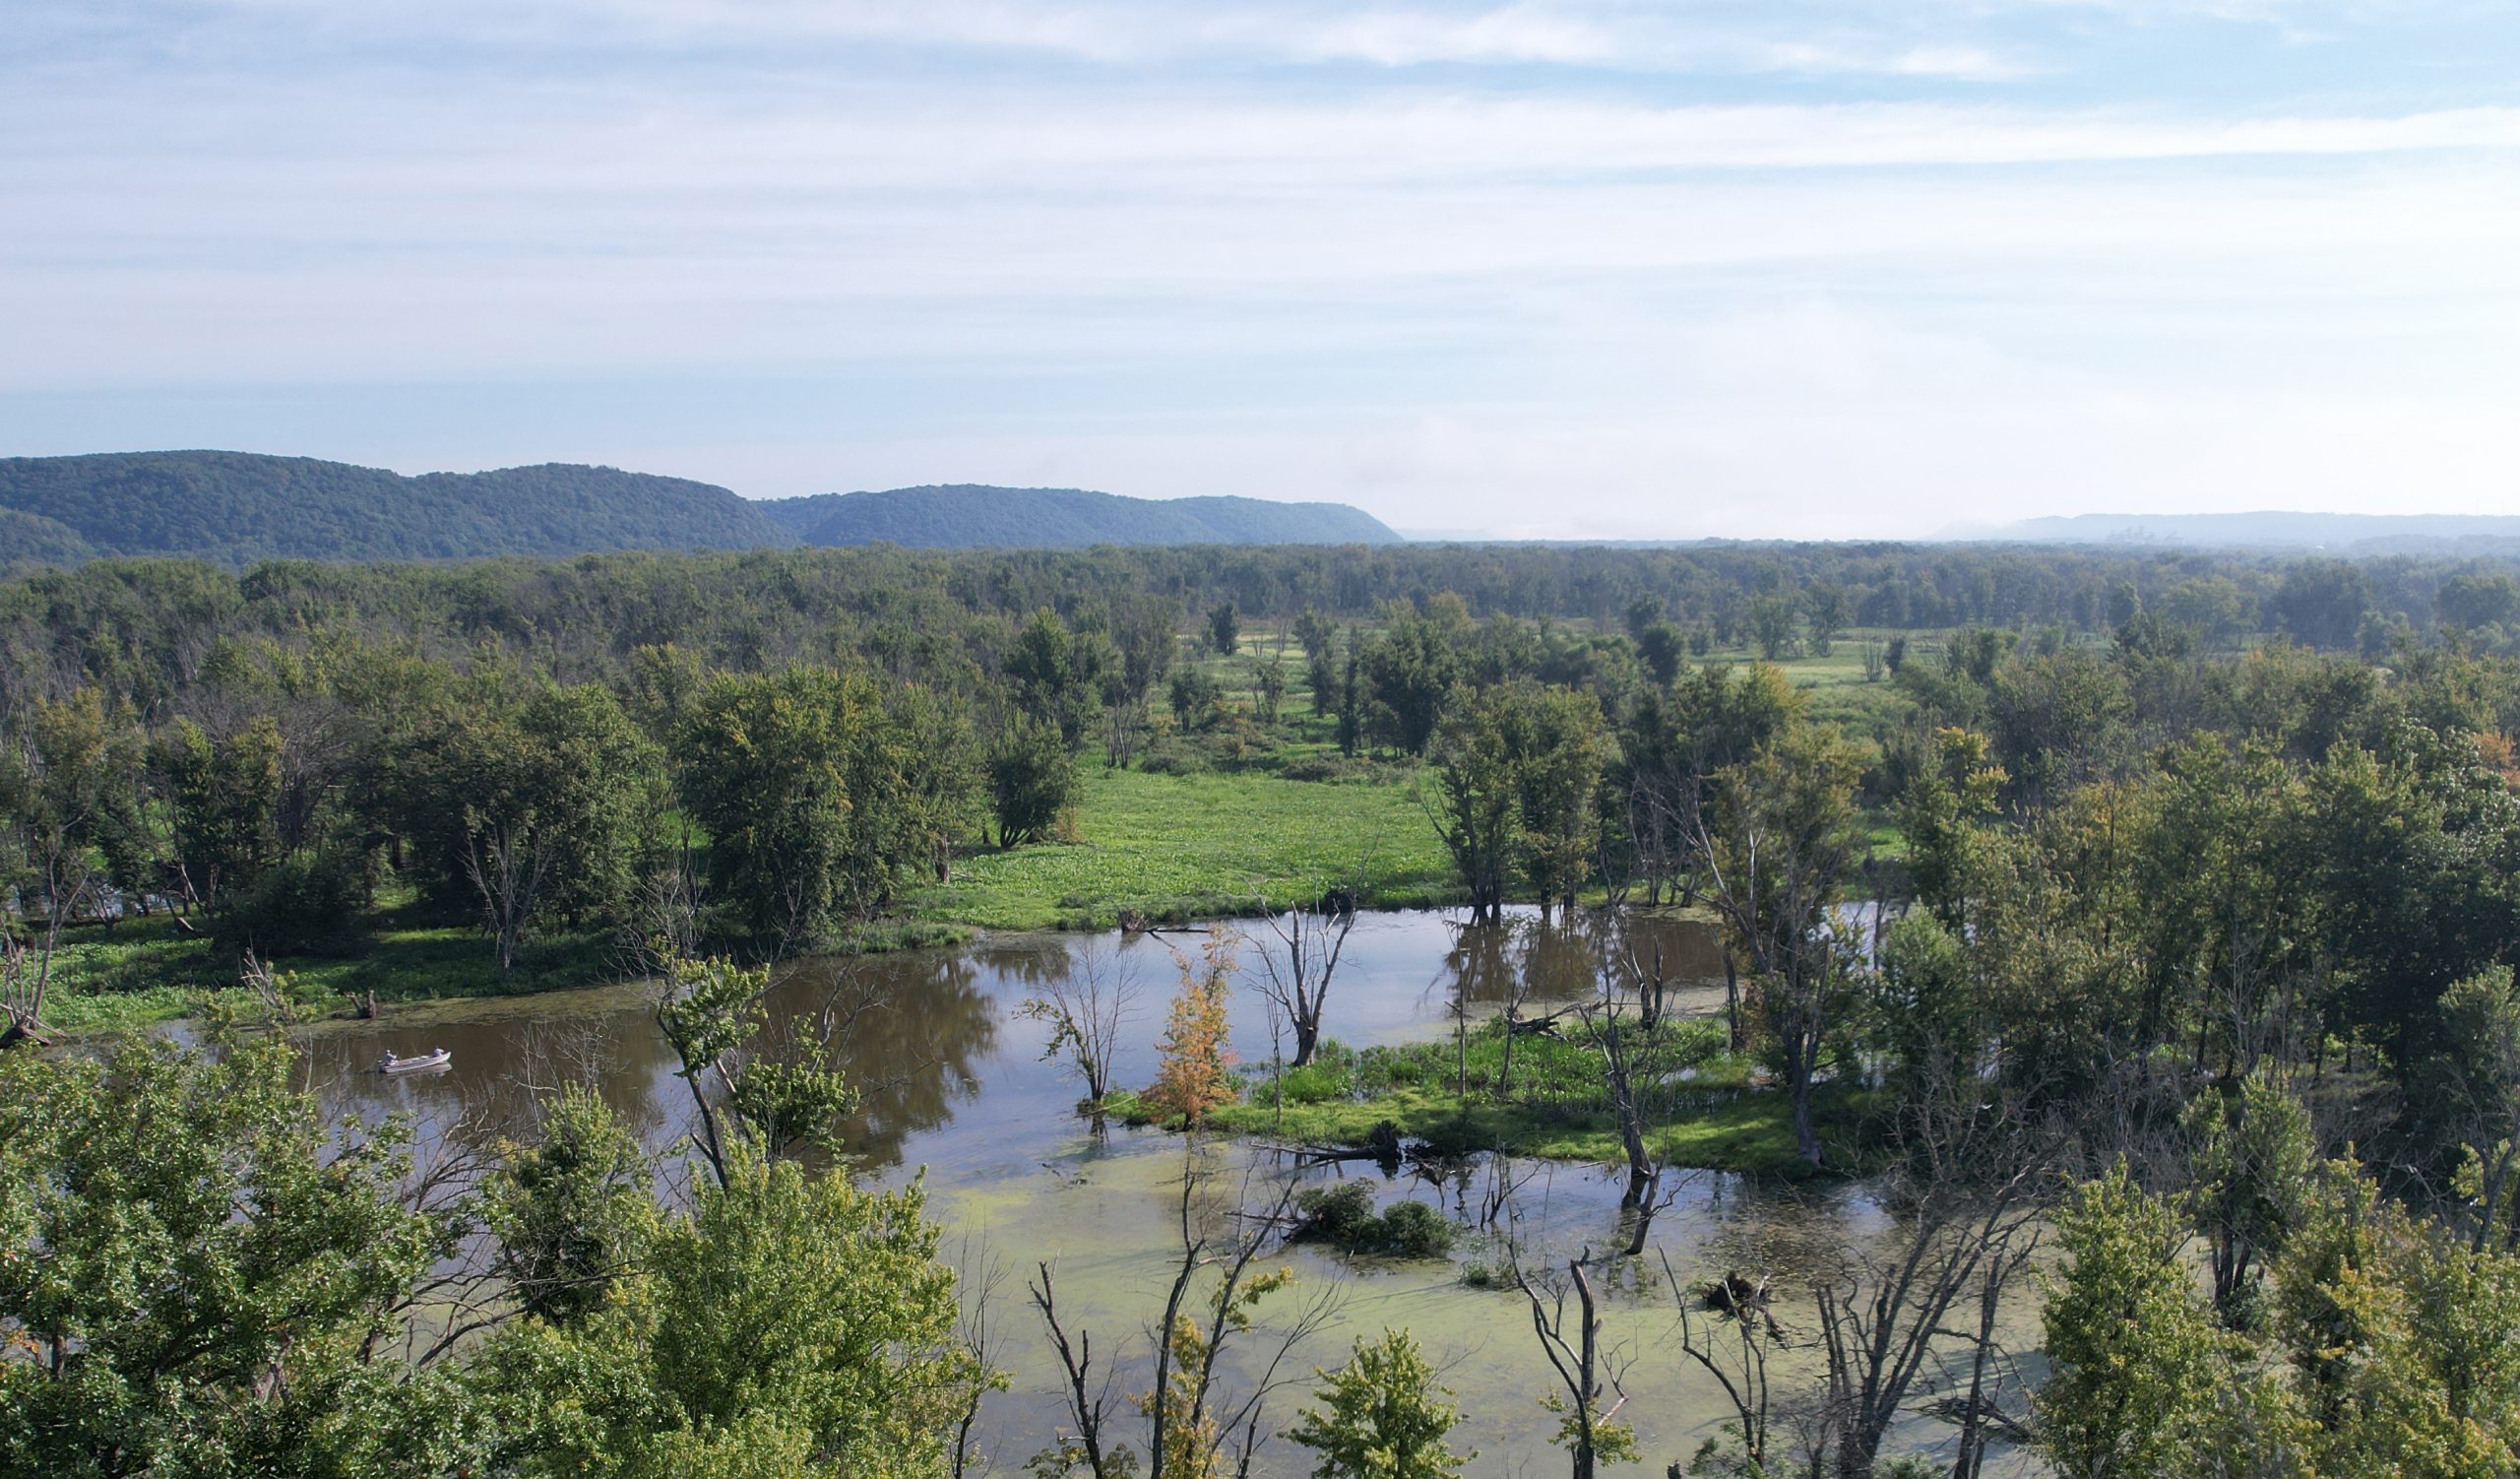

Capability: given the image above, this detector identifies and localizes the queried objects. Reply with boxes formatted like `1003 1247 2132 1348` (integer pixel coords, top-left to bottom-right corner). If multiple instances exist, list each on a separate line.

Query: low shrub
1290 1183 1457 1259
1136 739 1212 776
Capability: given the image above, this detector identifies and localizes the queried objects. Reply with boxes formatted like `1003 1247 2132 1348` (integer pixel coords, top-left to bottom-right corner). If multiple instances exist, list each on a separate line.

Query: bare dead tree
1512 1250 1633 1479
1941 1241 2036 1479
1030 1258 1130 1479
620 854 706 977
1572 992 1656 1208
1666 1248 1784 1478
1242 876 1362 1069
951 1235 1014 1479
1019 935 1142 1111
0 932 47 1049
1806 1067 2053 1479
1029 1153 1340 1479
461 804 551 975
237 949 293 1027
1 843 96 1049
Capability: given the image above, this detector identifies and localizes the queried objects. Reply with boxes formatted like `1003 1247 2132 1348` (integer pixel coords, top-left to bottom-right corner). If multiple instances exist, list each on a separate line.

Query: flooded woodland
282 907 2018 1476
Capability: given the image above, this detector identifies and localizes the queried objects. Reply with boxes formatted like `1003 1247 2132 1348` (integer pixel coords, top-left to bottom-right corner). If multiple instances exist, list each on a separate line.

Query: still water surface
288 908 2013 1475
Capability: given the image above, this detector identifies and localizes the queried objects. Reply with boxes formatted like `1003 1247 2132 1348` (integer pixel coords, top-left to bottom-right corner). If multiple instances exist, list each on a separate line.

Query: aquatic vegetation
1288 1183 1456 1260
1209 1018 1832 1178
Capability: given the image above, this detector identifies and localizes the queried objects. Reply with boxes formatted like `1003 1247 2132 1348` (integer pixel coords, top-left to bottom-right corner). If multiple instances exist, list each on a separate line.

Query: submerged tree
1513 1254 1638 1479
1244 879 1361 1069
1020 935 1143 1109
1031 1161 1332 1479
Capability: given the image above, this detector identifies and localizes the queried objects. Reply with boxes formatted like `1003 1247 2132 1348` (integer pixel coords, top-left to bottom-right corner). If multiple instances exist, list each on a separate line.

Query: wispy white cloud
4 0 2515 528
32 0 2051 79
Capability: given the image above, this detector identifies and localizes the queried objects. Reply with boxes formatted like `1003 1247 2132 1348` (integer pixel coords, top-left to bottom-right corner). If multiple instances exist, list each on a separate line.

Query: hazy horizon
7 2 2516 539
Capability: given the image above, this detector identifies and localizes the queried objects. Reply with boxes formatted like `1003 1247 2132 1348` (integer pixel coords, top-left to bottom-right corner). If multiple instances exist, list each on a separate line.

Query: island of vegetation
11 536 2520 1475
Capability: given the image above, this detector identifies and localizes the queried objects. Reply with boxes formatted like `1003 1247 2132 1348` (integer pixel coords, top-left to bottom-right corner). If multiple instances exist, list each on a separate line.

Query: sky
4 1 2517 539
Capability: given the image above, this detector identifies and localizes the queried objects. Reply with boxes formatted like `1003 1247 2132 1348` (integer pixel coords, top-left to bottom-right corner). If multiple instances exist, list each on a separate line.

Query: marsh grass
1178 1020 1857 1179
912 764 1460 931
37 897 627 1034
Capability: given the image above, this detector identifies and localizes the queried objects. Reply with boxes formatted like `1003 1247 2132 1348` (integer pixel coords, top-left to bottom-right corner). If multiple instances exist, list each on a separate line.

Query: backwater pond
293 906 2033 1476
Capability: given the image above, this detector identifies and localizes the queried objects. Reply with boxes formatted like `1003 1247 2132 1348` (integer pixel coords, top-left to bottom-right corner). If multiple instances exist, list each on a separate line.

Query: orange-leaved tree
1147 928 1238 1125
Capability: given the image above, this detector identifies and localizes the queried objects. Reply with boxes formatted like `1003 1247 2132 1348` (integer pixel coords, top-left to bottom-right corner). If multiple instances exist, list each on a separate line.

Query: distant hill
0 451 788 565
1973 511 2520 551
758 484 1403 548
0 505 96 568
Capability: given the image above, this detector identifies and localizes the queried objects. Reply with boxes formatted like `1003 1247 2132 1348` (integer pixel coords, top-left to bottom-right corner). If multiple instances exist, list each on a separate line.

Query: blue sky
4 1 2516 538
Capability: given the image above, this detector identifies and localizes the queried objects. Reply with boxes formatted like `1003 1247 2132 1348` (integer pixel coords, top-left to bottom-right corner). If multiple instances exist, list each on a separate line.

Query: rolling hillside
0 455 1405 565
759 483 1402 547
0 452 788 564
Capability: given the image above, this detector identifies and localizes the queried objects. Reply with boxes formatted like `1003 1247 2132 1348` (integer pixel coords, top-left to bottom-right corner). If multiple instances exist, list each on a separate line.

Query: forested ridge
756 482 1403 547
16 537 2520 1475
0 452 1406 568
0 451 788 565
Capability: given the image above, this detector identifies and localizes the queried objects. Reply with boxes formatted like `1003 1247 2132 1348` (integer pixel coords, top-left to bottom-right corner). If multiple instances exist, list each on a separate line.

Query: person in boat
378 1047 452 1072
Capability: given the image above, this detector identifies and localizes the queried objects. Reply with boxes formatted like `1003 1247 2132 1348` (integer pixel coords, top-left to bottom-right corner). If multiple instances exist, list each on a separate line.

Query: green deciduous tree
2185 1074 2313 1325
1427 681 1609 921
1360 607 1460 756
0 1035 461 1478
677 666 973 946
1286 1330 1469 1479
386 681 664 969
2036 1162 2233 1479
488 1087 656 1325
477 1148 984 1479
1693 721 1862 1167
992 720 1080 848
657 952 858 1188
159 712 284 911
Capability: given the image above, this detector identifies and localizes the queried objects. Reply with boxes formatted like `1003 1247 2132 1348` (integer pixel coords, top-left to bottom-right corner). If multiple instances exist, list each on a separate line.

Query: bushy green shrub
1277 1040 1361 1104
1291 1183 1457 1259
1136 739 1212 776
216 847 366 956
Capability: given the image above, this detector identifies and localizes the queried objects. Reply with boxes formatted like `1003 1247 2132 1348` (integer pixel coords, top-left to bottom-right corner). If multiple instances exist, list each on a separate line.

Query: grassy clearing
35 898 626 1035
911 764 1460 931
38 894 975 1036
1130 1018 1854 1180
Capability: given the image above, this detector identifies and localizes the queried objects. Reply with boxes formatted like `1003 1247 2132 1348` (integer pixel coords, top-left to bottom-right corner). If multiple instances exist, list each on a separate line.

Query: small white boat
378 1048 452 1075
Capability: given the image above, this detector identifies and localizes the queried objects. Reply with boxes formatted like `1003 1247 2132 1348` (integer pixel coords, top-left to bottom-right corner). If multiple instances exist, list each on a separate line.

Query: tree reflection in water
769 949 1000 1171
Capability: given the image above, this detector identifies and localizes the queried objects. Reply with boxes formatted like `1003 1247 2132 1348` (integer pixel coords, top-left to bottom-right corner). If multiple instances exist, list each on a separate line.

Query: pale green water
294 908 2041 1476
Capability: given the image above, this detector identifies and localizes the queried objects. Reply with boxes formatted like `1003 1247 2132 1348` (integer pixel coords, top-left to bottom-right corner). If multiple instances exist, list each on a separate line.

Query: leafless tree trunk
1574 994 1655 1203
1668 1249 1783 1476
1019 935 1142 1111
1243 879 1360 1068
1 849 94 1049
462 805 550 975
1029 1155 1337 1478
1514 1252 1628 1479
951 1237 1012 1479
1809 1071 2050 1479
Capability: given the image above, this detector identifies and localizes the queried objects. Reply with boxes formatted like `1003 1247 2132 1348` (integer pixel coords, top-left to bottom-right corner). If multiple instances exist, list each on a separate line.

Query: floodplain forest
12 539 2520 1475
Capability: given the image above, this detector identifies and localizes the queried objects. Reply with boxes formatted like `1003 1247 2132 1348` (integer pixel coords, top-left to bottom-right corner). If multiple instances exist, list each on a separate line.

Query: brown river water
261 907 2031 1476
